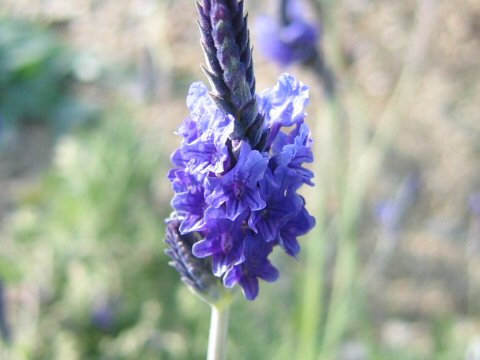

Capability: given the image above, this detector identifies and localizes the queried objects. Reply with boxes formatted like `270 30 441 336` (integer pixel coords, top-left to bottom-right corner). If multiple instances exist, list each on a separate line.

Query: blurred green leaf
0 17 93 143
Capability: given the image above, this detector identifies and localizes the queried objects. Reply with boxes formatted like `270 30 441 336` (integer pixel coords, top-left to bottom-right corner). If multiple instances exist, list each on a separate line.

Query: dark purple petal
271 123 314 187
244 189 266 211
252 212 279 242
206 140 267 221
172 191 205 215
277 205 315 257
256 263 279 282
212 240 245 277
278 232 300 257
240 276 259 301
239 144 269 186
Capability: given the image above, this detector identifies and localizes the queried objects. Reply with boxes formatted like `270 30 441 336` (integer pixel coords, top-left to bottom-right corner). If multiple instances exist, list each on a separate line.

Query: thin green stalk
319 194 359 359
295 68 344 360
295 185 326 360
207 304 230 360
295 3 347 357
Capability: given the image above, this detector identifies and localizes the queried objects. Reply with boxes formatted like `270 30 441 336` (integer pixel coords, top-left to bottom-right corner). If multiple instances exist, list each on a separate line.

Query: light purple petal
192 239 218 258
223 266 243 288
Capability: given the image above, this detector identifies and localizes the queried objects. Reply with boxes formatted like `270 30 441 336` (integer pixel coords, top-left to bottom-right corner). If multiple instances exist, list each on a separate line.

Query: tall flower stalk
165 0 315 358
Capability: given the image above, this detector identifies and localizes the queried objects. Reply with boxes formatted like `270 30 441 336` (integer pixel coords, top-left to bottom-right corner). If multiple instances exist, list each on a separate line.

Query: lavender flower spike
197 0 265 148
167 0 315 301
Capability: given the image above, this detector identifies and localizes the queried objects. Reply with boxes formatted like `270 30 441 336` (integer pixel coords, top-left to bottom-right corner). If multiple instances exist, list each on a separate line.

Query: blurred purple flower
375 172 421 237
467 192 480 254
256 0 319 67
91 299 115 332
469 193 480 217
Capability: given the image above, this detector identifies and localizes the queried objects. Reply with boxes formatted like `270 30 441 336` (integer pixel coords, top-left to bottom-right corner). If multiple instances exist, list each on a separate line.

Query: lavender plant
165 0 315 358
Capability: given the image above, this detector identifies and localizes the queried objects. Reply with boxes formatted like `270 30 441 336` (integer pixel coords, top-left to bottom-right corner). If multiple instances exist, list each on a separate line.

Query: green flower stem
319 206 358 359
295 71 343 360
295 178 326 360
207 303 230 360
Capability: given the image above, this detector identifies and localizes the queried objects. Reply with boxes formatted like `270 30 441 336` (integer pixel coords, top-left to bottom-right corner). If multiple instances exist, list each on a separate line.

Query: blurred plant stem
466 212 480 316
207 302 231 360
296 0 438 358
0 281 11 344
295 130 327 360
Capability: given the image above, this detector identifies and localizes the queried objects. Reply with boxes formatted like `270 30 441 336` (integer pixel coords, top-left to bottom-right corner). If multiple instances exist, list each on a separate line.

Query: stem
295 59 342 360
0 281 11 344
295 171 326 360
319 207 358 358
207 304 230 360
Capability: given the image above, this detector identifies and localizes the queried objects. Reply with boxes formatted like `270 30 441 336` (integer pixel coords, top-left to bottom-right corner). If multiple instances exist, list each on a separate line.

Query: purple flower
256 0 319 67
173 83 235 179
171 188 207 234
271 122 314 187
277 204 315 257
248 167 302 242
91 299 115 332
193 217 246 277
167 73 315 300
469 193 480 217
206 142 268 220
258 73 310 128
374 172 420 237
223 235 279 300
165 0 315 302
167 72 315 300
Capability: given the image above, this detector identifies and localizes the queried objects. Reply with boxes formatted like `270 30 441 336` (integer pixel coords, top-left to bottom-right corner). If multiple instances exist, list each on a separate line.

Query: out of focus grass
2 113 175 359
0 18 94 146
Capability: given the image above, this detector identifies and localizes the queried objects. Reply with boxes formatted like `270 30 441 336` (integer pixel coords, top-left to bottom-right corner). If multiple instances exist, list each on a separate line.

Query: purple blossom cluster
168 73 315 300
256 0 319 67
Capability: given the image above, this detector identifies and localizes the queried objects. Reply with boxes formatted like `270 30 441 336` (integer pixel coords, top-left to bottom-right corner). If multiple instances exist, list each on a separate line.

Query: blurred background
0 0 480 359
